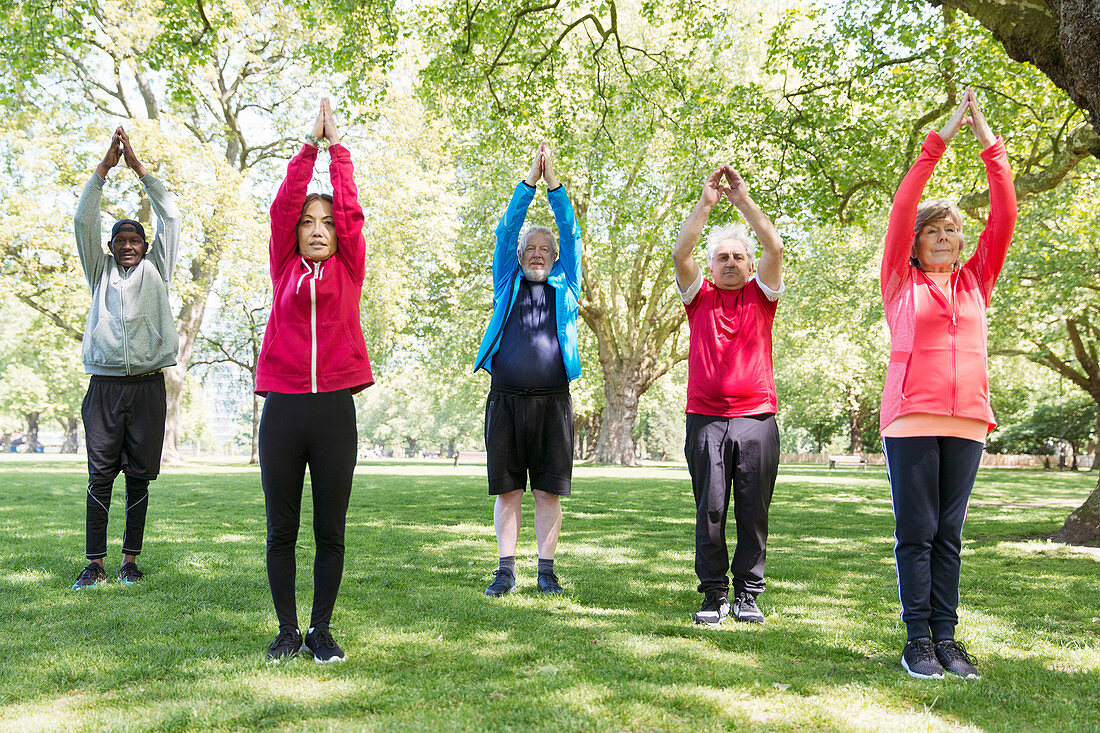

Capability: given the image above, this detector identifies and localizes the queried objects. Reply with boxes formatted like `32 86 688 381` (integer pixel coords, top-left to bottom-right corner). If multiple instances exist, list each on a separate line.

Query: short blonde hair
911 200 965 266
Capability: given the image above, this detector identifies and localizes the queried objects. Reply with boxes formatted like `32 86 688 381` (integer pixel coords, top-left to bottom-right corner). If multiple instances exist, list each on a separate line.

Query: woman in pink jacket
256 98 373 664
881 88 1016 681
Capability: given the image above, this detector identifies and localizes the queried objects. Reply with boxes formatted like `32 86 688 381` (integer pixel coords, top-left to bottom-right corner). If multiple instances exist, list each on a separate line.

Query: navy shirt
490 278 568 389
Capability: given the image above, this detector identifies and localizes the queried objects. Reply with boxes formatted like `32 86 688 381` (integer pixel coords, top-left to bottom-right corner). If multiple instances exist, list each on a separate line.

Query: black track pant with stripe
884 436 984 642
259 389 356 631
82 372 166 560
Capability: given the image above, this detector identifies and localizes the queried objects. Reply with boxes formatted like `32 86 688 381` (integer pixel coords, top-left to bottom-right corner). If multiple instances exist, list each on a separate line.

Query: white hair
517 225 558 260
705 224 756 267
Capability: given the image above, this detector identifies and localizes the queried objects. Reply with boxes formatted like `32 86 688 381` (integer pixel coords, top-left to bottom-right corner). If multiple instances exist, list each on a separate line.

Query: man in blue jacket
475 142 582 596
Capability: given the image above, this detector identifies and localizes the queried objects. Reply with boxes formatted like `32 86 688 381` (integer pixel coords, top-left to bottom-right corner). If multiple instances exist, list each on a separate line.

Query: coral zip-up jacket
879 132 1017 432
255 143 374 396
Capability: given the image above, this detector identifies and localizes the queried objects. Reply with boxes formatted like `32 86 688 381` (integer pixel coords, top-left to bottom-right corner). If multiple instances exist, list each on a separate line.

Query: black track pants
259 390 356 631
884 436 983 642
82 372 166 559
685 413 780 597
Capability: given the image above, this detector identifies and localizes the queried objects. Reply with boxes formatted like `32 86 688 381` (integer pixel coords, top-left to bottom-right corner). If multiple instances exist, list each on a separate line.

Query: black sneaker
484 568 516 596
71 562 107 590
266 627 302 664
901 638 945 679
935 639 979 679
733 593 765 624
118 562 144 585
537 571 563 594
694 593 730 626
302 626 345 663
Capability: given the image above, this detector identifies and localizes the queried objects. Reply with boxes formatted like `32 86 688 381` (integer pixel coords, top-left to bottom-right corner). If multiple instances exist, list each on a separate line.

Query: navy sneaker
484 568 516 596
72 562 107 590
902 638 945 679
267 627 302 664
118 562 144 585
694 593 731 626
935 639 979 679
537 571 563 594
733 593 765 624
302 626 346 663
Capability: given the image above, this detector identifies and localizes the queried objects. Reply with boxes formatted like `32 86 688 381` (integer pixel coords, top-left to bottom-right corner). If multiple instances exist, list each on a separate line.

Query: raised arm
121 129 180 283
724 167 782 291
673 168 726 293
492 146 541 299
542 144 581 296
269 103 323 276
323 100 365 283
961 90 1017 303
881 95 969 301
75 130 123 289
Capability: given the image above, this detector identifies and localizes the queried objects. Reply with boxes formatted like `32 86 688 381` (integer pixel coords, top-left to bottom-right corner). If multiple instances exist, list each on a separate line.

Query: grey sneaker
935 639 979 679
902 638 945 679
694 593 731 626
72 562 107 590
733 593 765 623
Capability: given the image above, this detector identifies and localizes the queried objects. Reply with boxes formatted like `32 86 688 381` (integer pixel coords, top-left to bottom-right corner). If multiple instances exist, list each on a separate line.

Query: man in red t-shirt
672 166 784 626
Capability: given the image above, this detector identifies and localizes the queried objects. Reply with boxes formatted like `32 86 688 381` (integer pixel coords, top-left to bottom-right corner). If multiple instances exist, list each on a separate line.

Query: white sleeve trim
678 268 704 304
755 276 784 302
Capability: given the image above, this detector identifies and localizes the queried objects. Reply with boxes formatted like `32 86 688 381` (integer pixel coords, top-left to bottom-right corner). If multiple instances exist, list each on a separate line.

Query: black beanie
111 219 147 243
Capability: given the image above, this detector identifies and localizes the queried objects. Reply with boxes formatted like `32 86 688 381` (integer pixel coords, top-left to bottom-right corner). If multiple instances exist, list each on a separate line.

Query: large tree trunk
930 1 1100 141
162 241 219 464
59 416 79 453
1053 479 1100 545
592 370 642 465
25 412 40 453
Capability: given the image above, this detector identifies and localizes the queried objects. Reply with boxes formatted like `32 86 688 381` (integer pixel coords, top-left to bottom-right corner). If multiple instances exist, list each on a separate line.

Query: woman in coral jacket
881 88 1016 681
255 98 373 664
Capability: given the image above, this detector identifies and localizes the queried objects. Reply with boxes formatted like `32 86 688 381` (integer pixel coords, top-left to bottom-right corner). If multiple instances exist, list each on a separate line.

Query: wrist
95 163 111 178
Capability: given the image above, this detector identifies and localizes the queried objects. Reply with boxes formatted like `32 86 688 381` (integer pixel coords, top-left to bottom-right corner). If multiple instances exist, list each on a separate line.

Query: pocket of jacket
84 316 124 365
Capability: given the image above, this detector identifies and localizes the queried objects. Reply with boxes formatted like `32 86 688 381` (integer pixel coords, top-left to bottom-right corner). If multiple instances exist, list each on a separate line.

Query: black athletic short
484 385 573 496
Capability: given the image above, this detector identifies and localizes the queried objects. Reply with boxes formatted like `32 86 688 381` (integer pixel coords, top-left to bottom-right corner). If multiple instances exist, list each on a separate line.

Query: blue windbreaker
474 182 582 381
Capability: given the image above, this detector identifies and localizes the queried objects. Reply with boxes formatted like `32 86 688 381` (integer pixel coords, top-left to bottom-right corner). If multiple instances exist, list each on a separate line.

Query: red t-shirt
684 277 779 417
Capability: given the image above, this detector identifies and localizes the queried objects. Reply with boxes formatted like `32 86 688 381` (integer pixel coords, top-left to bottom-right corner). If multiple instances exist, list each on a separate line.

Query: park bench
453 450 488 467
828 454 867 470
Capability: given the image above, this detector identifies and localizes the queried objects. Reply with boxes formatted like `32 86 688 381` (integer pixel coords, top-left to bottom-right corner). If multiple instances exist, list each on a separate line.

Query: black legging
259 390 357 631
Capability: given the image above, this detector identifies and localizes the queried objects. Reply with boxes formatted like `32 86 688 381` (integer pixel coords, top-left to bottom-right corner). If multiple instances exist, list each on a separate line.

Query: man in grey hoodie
71 127 181 589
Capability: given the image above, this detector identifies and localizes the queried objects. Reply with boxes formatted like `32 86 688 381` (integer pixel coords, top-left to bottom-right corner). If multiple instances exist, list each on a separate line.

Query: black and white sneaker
537 571 563 594
733 593 765 624
118 562 144 585
935 639 979 679
694 593 731 626
484 568 516 596
902 638 945 679
302 626 346 663
266 627 302 664
71 562 107 590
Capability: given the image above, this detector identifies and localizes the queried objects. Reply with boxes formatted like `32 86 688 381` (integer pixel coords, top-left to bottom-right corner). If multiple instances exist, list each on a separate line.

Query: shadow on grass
0 464 1097 730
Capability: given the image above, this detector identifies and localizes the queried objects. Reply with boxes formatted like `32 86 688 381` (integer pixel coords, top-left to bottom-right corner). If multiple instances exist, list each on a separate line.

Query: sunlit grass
0 457 1097 731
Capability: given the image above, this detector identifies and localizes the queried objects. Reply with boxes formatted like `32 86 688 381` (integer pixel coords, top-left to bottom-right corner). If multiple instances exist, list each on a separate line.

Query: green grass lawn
1 456 1098 732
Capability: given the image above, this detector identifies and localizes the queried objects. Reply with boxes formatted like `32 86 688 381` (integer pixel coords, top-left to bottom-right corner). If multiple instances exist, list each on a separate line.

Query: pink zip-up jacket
879 131 1017 432
255 143 374 396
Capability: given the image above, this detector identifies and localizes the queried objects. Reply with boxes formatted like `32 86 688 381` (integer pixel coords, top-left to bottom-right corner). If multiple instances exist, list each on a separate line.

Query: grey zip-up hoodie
75 172 181 376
